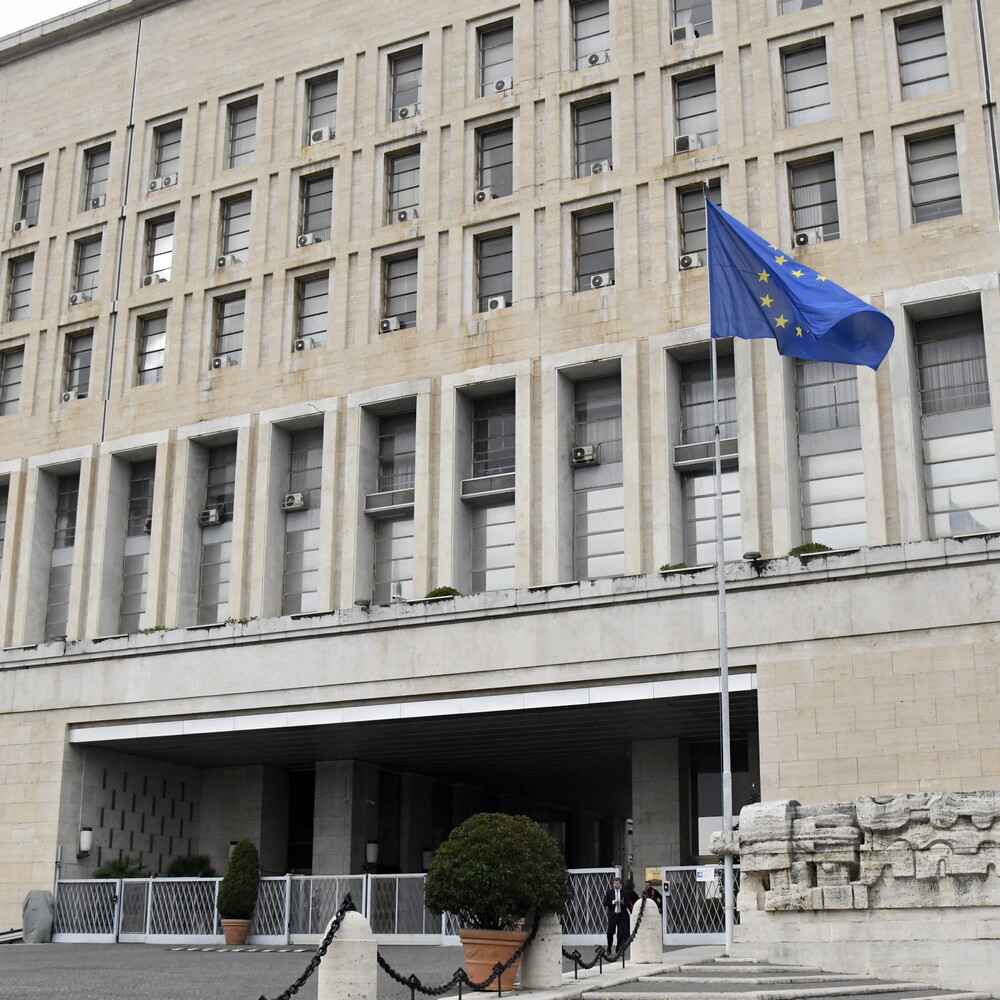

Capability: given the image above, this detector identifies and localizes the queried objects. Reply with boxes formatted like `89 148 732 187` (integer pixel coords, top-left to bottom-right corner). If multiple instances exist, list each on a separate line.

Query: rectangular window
153 122 182 181
476 122 514 198
678 181 720 256
374 516 414 603
198 443 236 624
296 274 329 348
83 144 111 209
73 236 102 296
675 70 718 148
205 443 238 520
475 230 513 312
66 332 93 398
390 49 422 121
119 459 155 634
897 12 948 100
137 312 166 385
145 215 174 280
306 74 338 140
17 167 43 227
907 128 961 222
301 172 333 240
0 347 24 416
0 485 7 573
386 149 420 224
680 355 736 444
382 253 418 329
377 412 416 492
682 468 741 566
473 393 516 477
572 0 610 68
46 473 79 641
479 22 514 96
214 295 245 365
574 206 615 291
227 98 257 168
672 0 712 37
7 255 34 320
780 0 822 11
783 41 831 126
573 96 613 177
789 155 839 241
220 194 252 263
283 426 323 615
471 503 516 592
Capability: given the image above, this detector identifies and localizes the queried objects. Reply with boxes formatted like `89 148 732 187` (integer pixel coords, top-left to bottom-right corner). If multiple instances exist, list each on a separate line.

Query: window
7 255 33 320
573 96 613 177
306 74 338 139
46 473 79 641
66 332 93 398
204 443 237 520
907 129 961 222
896 12 948 99
377 412 416 492
572 0 610 68
220 193 252 263
672 0 712 37
472 393 516 477
73 236 102 297
476 122 514 198
386 149 420 223
390 49 422 121
0 347 24 416
296 274 329 348
0 485 7 572
17 167 43 227
137 312 166 385
198 443 237 624
144 215 174 280
300 172 333 240
574 206 615 290
227 98 257 168
675 71 718 148
780 0 822 12
119 460 155 634
83 145 111 209
382 253 418 328
789 156 839 241
914 310 998 536
678 181 720 256
153 122 182 181
213 295 245 365
680 355 735 444
475 230 513 312
374 516 414 603
783 41 831 126
479 22 514 96
283 426 323 615
471 504 516 592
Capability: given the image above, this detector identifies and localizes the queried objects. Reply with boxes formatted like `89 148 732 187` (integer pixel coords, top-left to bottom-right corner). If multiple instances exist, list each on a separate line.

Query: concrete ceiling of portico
74 687 759 818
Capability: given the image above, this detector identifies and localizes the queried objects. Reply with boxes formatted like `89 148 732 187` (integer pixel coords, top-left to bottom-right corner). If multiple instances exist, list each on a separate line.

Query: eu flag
706 200 894 370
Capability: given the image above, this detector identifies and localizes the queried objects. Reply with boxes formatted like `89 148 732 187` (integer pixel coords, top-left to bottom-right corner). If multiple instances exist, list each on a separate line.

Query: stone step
584 981 991 1000
640 975 889 985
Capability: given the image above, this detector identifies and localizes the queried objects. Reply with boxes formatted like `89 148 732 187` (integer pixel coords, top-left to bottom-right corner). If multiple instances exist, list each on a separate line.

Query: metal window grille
680 355 735 444
472 393 516 476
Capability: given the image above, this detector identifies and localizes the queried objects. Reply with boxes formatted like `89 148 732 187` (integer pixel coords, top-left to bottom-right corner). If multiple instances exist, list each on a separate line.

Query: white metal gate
661 864 739 945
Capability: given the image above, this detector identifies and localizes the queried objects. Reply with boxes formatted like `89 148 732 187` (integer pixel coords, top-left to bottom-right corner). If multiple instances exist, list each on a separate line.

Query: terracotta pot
220 918 252 946
459 927 530 992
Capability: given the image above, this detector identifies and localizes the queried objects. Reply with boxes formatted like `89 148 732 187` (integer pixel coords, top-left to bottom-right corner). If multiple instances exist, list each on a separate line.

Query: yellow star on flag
795 326 803 338
757 269 770 283
760 294 774 308
774 255 788 265
816 274 828 282
791 269 805 278
775 315 789 328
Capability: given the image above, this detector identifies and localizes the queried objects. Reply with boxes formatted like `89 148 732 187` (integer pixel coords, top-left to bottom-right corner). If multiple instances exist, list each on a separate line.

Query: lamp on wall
77 827 93 859
365 840 379 865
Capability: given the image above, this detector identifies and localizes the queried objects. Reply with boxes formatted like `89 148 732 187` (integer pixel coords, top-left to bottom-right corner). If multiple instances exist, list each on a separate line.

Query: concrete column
317 909 377 1000
519 911 563 988
631 738 682 876
313 761 361 874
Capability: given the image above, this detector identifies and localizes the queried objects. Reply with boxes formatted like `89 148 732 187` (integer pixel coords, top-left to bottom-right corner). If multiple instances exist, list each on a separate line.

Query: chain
561 895 647 971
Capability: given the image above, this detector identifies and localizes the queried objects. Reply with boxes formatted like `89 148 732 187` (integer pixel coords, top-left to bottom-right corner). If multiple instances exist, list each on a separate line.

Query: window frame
152 121 182 181
73 235 103 296
137 311 167 386
0 346 25 416
788 154 840 241
17 166 44 227
300 171 333 240
144 214 174 280
478 21 514 96
220 193 252 262
573 205 616 291
389 48 423 121
573 95 613 177
6 254 34 321
306 73 339 140
65 330 94 398
385 148 421 224
83 144 111 209
782 40 831 127
672 0 713 38
674 69 718 148
226 98 258 169
678 180 720 256
896 10 949 100
295 272 330 348
382 252 419 328
474 229 514 313
476 121 514 198
213 293 246 365
906 127 961 223
571 0 611 69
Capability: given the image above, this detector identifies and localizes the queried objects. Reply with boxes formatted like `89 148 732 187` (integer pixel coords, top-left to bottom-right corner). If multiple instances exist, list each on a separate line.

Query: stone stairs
581 958 994 1000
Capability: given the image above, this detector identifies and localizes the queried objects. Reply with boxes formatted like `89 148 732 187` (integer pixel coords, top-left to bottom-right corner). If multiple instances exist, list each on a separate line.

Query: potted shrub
424 813 571 991
216 839 259 945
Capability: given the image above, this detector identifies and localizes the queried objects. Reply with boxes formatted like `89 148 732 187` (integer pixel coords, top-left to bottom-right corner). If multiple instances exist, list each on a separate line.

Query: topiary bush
94 855 149 879
216 839 260 920
166 854 216 877
424 812 571 931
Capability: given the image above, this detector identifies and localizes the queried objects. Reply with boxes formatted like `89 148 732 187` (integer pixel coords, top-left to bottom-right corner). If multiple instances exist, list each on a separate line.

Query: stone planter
221 918 252 945
459 928 529 991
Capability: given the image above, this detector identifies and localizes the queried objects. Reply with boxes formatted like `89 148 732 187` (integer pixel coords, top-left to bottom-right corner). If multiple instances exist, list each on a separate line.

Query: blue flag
706 200 894 370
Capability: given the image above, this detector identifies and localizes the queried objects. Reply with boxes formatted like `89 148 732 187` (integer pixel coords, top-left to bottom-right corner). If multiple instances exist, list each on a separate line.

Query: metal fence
661 864 740 945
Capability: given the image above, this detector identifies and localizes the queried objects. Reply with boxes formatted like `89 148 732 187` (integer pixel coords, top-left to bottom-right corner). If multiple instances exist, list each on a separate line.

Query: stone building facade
0 0 998 930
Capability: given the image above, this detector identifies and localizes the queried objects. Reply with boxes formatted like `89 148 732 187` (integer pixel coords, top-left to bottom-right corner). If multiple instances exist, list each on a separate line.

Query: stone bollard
629 900 662 964
317 910 378 1000
519 911 564 989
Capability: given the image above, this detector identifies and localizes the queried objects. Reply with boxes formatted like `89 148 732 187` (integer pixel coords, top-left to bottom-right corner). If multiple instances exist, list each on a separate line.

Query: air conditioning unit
293 337 316 352
89 195 107 210
494 77 513 93
379 316 401 334
68 291 93 306
308 125 333 145
474 187 496 204
394 103 419 121
671 24 699 43
590 271 615 289
587 50 611 66
141 272 167 287
679 252 705 270
396 208 418 223
282 491 308 511
571 444 600 467
210 355 238 370
216 254 240 268
198 506 222 527
143 516 153 534
149 173 178 192
794 229 821 246
675 134 701 154
590 159 612 175
487 295 508 311
61 389 80 403
297 232 323 248
12 219 33 233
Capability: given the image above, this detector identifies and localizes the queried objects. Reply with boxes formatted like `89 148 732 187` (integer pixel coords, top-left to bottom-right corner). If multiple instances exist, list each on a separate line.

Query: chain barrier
561 895 647 978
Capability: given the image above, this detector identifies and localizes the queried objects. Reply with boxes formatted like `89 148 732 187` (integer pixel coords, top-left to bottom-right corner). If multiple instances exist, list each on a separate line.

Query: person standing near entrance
603 875 631 954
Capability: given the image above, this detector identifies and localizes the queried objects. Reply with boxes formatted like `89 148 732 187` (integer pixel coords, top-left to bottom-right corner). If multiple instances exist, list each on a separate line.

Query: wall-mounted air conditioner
198 506 222 526
486 296 508 311
494 77 513 93
211 355 238 370
68 291 93 306
12 219 34 233
379 316 401 334
309 126 334 145
216 254 241 268
282 491 308 511
589 271 614 289
679 252 704 270
474 187 496 204
675 134 701 154
149 173 178 191
293 337 317 352
794 229 821 246
297 232 323 247
396 208 418 223
394 104 419 121
141 273 167 287
671 24 698 43
89 195 107 210
571 444 600 467
61 389 80 403
587 50 611 66
590 160 612 175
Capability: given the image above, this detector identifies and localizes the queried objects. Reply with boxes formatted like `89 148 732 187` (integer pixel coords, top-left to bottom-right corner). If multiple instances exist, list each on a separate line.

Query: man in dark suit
603 875 631 954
